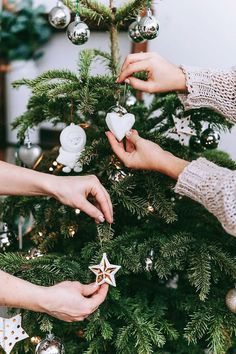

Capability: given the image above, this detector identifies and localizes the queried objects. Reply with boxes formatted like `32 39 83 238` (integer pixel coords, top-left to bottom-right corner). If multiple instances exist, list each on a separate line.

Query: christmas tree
1 0 236 353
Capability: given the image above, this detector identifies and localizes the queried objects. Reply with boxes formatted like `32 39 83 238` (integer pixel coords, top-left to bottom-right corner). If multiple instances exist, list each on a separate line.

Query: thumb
126 129 141 145
82 283 99 297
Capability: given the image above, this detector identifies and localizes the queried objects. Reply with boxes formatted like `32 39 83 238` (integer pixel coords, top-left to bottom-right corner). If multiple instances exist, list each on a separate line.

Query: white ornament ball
139 9 159 40
36 334 65 354
48 1 71 29
128 17 146 43
67 15 90 45
226 288 236 313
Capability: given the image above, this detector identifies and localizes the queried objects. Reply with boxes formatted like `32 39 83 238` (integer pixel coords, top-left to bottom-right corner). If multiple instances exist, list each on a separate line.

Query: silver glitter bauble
18 143 42 168
0 223 12 251
226 288 236 313
139 8 159 40
67 15 90 45
48 1 71 29
128 17 146 43
109 169 127 182
36 334 65 354
200 128 220 149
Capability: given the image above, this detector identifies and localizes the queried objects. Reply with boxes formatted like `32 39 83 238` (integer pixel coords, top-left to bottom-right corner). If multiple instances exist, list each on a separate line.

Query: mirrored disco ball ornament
128 16 146 43
67 15 90 45
35 333 65 354
48 1 71 29
0 223 12 251
226 288 236 313
139 8 159 40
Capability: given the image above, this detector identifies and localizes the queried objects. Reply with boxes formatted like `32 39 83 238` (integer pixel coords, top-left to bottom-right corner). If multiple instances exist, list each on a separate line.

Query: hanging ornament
48 1 71 29
67 14 90 45
125 92 137 107
35 333 65 354
189 135 204 152
0 223 13 251
56 123 86 173
109 169 127 182
0 314 29 354
226 287 236 313
106 104 135 142
200 127 220 149
145 249 154 271
128 16 146 43
18 131 42 169
171 115 195 145
138 8 159 40
89 253 121 287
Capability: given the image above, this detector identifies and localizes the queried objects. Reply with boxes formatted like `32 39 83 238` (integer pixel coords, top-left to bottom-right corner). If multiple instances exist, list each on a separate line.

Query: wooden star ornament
89 253 121 287
0 314 29 354
171 115 196 145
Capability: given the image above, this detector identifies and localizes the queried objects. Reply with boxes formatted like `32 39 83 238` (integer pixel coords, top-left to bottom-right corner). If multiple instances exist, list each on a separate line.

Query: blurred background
1 0 236 159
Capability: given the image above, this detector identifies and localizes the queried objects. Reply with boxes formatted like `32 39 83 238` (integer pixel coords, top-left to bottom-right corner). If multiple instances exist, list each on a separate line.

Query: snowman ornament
56 123 86 173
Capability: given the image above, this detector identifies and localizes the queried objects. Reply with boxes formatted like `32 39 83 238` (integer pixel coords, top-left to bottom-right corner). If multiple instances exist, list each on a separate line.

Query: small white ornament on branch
170 115 196 145
106 104 135 142
89 253 121 287
56 123 86 173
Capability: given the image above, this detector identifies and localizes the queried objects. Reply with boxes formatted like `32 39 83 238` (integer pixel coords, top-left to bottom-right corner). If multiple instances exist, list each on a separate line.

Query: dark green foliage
0 0 52 62
0 1 236 354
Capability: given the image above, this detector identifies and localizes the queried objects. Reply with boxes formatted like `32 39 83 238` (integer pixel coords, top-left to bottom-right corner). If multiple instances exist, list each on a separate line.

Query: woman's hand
116 52 187 94
106 130 189 180
50 175 113 224
41 282 109 322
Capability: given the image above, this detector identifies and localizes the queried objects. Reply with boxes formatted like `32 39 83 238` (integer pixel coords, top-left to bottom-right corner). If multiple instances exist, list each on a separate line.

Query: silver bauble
67 15 90 45
109 169 127 182
200 128 220 149
0 223 11 251
36 334 65 354
226 288 236 313
126 93 137 107
128 17 146 43
18 143 42 168
139 8 159 40
48 1 71 29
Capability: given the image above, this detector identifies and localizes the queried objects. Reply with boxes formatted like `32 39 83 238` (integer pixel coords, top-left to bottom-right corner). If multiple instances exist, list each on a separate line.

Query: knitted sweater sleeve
175 67 236 236
178 66 236 123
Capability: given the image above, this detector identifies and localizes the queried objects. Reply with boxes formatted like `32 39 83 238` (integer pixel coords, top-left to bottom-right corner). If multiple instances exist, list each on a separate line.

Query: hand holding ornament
116 52 187 94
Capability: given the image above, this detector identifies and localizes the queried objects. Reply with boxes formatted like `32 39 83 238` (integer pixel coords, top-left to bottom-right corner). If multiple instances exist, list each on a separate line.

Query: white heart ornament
106 112 135 141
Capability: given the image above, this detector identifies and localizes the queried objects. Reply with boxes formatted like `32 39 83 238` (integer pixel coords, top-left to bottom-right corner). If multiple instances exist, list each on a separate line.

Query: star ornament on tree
171 115 196 145
89 253 121 287
0 314 29 354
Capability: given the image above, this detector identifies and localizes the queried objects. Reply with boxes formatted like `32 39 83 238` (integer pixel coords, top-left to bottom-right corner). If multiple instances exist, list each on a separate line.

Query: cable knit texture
175 67 236 236
178 66 236 123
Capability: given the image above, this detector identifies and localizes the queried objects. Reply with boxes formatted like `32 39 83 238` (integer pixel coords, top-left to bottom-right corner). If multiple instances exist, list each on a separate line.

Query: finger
121 52 151 72
81 199 106 223
117 61 149 83
126 129 142 146
88 284 109 308
125 76 155 93
82 283 99 297
101 186 113 221
91 184 113 224
106 132 129 164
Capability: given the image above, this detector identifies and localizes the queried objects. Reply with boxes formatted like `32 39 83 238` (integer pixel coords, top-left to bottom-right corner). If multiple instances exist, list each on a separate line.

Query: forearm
0 270 46 312
178 66 236 123
0 161 55 197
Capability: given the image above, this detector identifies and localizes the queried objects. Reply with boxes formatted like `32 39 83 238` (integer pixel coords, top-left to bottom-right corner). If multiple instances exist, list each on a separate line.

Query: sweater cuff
174 157 230 206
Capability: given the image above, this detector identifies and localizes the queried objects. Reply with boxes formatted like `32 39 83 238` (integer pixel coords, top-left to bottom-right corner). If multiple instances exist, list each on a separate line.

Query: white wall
35 0 236 159
150 0 236 159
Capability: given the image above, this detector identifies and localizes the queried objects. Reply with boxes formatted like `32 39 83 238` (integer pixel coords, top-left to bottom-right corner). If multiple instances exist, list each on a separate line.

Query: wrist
175 67 187 92
154 151 189 179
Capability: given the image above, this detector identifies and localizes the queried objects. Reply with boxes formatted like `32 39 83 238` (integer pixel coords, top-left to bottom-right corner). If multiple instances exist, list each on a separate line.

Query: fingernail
126 130 132 137
116 77 120 83
98 215 105 223
125 78 130 84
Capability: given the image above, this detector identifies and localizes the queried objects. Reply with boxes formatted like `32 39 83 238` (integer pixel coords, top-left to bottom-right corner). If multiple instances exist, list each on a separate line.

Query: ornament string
76 0 79 17
70 100 74 123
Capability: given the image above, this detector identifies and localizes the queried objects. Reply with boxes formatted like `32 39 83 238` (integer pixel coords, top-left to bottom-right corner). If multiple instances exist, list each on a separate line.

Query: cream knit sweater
175 66 236 236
